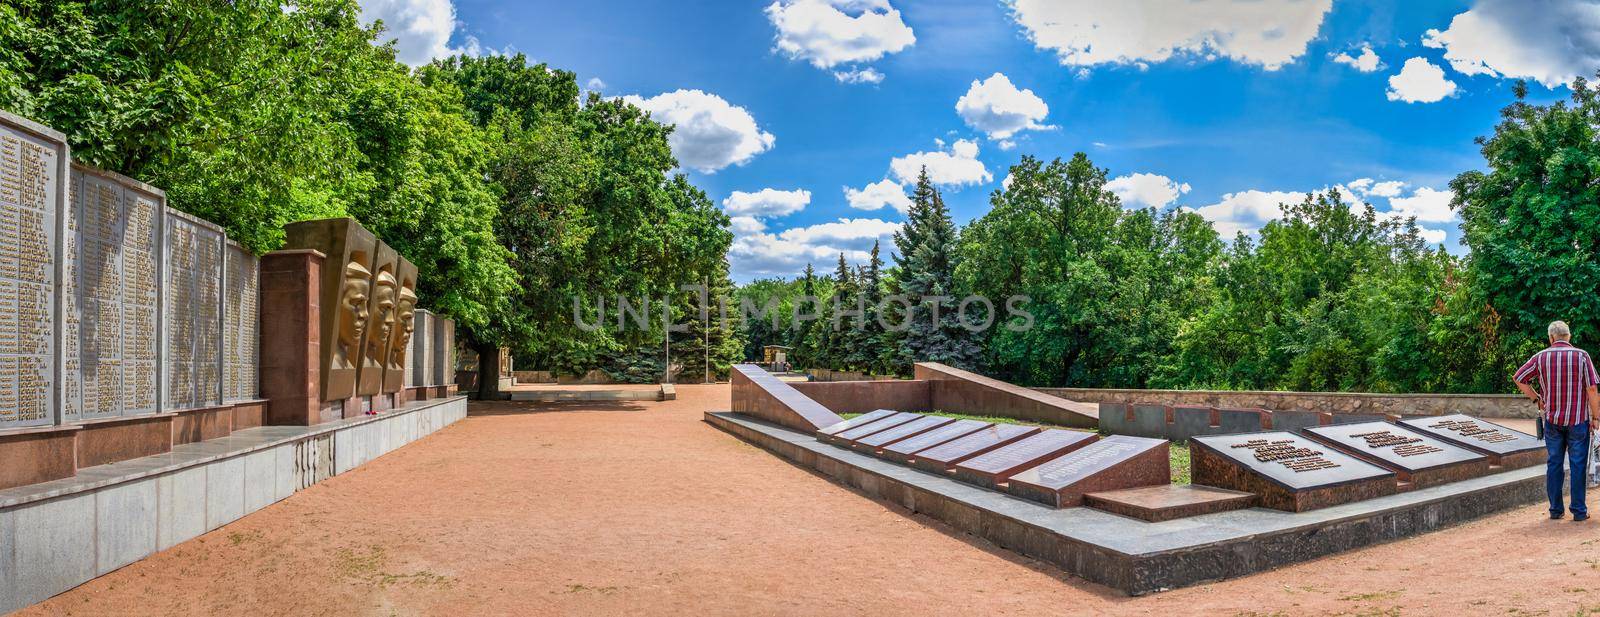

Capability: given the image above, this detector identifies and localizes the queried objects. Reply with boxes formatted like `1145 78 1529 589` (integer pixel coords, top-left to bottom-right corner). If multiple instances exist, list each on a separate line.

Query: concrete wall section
730 364 844 431
0 396 467 614
1037 387 1536 419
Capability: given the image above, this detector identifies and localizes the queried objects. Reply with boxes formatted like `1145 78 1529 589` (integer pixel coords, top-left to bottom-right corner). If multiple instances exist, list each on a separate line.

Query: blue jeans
1545 422 1590 517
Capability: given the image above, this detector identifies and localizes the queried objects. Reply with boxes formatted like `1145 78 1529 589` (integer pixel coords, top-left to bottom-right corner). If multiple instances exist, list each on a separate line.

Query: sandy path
24 385 1600 616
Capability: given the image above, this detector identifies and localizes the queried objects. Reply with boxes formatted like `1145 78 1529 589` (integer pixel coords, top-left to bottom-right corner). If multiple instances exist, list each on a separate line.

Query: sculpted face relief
369 270 397 360
335 260 371 370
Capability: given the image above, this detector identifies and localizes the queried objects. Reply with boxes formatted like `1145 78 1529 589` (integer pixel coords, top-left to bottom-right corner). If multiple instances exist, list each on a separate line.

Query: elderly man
1514 321 1600 521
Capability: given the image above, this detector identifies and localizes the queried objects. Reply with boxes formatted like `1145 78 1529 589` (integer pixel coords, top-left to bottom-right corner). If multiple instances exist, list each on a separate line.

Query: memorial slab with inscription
64 164 164 421
1304 421 1490 488
223 241 259 402
878 419 992 462
1191 431 1396 512
816 409 899 437
1398 414 1544 468
952 429 1097 489
163 209 224 411
850 414 956 453
0 112 65 429
909 423 1042 474
822 411 921 445
1005 435 1169 508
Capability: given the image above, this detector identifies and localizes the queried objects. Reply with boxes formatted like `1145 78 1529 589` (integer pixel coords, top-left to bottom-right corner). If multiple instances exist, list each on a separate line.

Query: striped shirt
1513 341 1600 426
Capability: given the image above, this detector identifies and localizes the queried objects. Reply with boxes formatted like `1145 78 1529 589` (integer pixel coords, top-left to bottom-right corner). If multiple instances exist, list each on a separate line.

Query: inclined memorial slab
825 411 921 445
910 423 1041 474
1304 421 1489 488
817 409 899 436
952 429 1097 489
1191 431 1396 512
850 414 955 452
1005 435 1169 507
879 419 992 461
1397 414 1544 468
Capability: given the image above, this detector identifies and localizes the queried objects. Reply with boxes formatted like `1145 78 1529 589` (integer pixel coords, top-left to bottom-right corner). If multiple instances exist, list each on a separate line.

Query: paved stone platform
706 411 1546 595
1085 484 1256 522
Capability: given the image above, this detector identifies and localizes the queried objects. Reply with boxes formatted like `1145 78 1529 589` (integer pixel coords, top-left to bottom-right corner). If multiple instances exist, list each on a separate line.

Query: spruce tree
893 167 983 371
790 263 824 369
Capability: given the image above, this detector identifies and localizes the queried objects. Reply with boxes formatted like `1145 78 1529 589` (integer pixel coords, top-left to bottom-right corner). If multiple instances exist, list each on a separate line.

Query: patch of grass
334 545 455 590
1340 590 1402 602
1169 443 1191 484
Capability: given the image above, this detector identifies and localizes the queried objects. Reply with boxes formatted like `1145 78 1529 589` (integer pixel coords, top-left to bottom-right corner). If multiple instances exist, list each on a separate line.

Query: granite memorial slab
1005 435 1169 508
410 309 433 388
851 415 957 453
952 429 1098 489
822 411 922 446
877 419 991 462
908 423 1042 474
1397 414 1544 468
1304 421 1489 489
223 241 259 402
1191 431 1396 512
283 218 378 401
163 208 224 411
64 164 164 421
816 409 899 437
0 111 66 429
1084 484 1257 522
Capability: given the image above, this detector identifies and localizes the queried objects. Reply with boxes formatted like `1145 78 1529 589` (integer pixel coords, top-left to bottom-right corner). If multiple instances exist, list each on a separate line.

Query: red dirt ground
22 385 1600 616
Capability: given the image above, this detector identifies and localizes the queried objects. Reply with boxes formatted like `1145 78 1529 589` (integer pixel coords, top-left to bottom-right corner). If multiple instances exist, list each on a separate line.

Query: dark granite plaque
1397 414 1544 468
952 429 1097 489
878 419 991 461
909 423 1041 474
1304 421 1489 488
1191 431 1396 512
1005 435 1169 507
852 415 957 452
824 411 922 445
816 408 899 437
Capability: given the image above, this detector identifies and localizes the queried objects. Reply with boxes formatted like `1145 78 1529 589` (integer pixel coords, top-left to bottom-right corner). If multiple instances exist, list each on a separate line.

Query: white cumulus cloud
1331 45 1384 72
844 179 912 213
1418 227 1448 245
1385 187 1456 223
1386 57 1459 103
622 90 776 173
358 0 477 66
956 73 1051 142
729 216 768 235
889 139 993 188
766 0 915 81
1107 173 1191 209
1423 0 1600 88
1007 0 1333 71
722 188 811 218
1186 190 1306 237
729 217 903 280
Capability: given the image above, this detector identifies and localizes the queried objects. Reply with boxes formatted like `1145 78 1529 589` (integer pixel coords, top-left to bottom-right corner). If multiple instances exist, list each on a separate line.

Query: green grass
839 410 1194 484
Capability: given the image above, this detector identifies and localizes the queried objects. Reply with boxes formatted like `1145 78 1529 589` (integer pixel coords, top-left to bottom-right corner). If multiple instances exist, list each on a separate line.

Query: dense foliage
754 82 1600 394
0 1 737 388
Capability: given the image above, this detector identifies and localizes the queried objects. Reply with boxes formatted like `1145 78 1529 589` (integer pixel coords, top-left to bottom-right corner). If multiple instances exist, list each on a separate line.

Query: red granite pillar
260 249 324 425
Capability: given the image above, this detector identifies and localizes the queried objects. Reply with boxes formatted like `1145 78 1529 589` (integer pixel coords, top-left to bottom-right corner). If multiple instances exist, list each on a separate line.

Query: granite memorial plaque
1304 421 1489 488
223 241 259 401
356 241 398 396
1005 435 1169 508
910 423 1042 474
409 309 432 387
283 218 377 401
1397 414 1544 468
816 409 899 437
823 411 922 446
382 256 416 393
952 429 1098 489
879 419 992 462
850 415 958 453
64 164 163 420
432 316 453 388
1191 431 1396 512
163 208 224 410
0 112 64 428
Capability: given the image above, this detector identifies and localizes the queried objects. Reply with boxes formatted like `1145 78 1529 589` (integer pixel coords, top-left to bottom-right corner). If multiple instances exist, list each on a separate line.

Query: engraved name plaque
223 241 259 401
0 112 66 428
163 209 224 410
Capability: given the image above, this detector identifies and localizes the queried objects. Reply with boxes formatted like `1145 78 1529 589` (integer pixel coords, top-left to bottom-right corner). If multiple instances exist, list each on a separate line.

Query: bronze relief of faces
369 270 398 357
393 286 418 353
336 260 372 370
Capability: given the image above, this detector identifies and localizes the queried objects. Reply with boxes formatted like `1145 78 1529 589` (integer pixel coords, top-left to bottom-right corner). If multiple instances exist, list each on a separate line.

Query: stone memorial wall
164 209 224 410
0 113 66 429
432 316 452 387
224 241 259 402
64 165 164 421
409 309 432 387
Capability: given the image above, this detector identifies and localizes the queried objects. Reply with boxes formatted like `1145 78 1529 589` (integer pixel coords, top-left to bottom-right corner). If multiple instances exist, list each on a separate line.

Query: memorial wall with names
224 242 259 402
0 114 63 429
164 211 224 410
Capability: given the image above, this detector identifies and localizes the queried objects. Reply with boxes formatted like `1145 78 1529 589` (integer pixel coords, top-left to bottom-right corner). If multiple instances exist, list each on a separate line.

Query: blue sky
358 0 1594 281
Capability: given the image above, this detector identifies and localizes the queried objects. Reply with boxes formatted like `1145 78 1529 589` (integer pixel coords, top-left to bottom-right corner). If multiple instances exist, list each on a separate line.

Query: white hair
1549 320 1572 341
